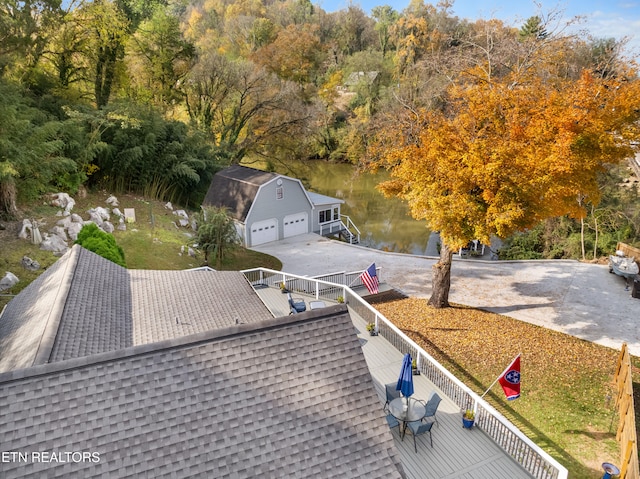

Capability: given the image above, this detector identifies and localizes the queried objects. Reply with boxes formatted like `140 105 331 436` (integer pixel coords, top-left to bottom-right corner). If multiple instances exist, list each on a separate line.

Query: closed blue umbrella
396 353 414 404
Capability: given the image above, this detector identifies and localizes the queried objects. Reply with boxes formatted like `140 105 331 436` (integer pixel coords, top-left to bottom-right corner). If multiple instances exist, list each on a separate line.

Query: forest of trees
1 0 639 271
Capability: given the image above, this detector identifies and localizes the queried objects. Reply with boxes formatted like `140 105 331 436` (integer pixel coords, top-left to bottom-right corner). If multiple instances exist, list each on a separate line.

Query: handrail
317 217 361 244
311 267 382 288
241 267 568 479
318 220 343 236
340 214 361 243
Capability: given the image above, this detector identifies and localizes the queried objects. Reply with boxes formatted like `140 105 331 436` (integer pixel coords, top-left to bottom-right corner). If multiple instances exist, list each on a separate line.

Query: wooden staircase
339 227 359 244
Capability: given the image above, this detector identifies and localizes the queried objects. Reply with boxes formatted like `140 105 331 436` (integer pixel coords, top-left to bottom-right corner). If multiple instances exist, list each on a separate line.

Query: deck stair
319 214 361 244
338 225 359 244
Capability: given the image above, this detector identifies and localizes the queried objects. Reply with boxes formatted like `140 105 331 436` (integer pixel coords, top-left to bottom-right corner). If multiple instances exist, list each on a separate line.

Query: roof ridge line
31 245 82 367
0 304 349 385
220 165 279 186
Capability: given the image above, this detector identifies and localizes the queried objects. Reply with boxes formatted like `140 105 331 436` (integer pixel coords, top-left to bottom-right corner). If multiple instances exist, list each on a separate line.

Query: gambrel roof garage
203 165 345 247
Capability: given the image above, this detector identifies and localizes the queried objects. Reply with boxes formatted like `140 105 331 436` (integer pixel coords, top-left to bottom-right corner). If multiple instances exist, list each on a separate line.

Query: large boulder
21 256 41 271
0 272 19 292
50 192 75 216
66 222 83 241
40 233 68 255
17 219 43 244
102 221 114 234
88 206 110 222
49 225 68 241
18 219 32 240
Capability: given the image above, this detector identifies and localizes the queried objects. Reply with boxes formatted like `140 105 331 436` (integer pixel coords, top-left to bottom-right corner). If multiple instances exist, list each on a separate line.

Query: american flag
359 263 379 295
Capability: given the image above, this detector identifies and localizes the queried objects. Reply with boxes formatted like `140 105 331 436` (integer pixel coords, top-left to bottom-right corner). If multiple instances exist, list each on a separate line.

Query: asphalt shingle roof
0 246 273 371
49 246 132 362
0 246 78 373
202 165 279 221
130 268 272 345
0 306 404 479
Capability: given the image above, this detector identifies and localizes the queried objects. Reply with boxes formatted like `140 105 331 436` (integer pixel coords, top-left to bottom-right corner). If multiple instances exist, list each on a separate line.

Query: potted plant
462 409 475 429
411 359 420 375
337 295 344 303
366 322 377 336
280 282 288 293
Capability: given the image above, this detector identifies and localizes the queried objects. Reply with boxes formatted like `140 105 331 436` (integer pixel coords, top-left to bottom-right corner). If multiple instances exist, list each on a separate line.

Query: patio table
309 301 326 310
388 397 426 439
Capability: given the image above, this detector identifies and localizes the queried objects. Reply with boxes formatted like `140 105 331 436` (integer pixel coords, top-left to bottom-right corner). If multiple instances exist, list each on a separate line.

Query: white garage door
250 218 277 246
283 212 308 238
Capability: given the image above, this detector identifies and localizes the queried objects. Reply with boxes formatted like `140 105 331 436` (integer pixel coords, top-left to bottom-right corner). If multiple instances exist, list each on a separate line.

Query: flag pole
480 354 520 399
348 262 374 287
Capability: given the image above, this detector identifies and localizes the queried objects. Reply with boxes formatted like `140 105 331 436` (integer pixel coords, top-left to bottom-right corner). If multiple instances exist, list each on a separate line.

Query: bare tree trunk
0 180 18 219
580 217 586 260
428 242 454 308
592 206 599 259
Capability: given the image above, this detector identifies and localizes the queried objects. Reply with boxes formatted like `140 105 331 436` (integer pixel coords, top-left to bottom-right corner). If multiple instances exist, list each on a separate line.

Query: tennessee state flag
498 355 521 400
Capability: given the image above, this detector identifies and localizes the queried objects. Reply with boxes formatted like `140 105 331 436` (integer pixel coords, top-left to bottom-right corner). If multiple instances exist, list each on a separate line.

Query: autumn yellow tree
369 53 640 307
252 23 323 84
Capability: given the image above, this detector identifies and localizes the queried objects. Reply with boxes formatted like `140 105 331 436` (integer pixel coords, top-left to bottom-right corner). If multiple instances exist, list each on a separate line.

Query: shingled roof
0 306 405 478
202 165 280 221
0 246 273 372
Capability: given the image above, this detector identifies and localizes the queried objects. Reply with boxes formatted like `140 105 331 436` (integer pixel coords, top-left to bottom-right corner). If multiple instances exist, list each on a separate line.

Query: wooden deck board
253 285 532 479
253 286 334 318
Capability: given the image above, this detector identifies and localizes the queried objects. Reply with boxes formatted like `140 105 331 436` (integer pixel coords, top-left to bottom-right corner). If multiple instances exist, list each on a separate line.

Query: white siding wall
233 220 245 244
312 203 341 233
246 177 312 246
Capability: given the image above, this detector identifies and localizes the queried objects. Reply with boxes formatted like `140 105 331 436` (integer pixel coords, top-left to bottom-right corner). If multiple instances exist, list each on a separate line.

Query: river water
267 160 432 255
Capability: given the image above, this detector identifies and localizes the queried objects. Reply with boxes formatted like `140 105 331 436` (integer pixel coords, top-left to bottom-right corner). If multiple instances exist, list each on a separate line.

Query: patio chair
422 393 442 426
405 420 434 452
287 292 306 314
385 414 399 430
384 383 401 409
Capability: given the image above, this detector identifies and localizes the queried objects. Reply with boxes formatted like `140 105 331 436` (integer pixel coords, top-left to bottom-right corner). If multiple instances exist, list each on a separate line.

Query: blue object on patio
406 420 434 452
384 383 401 409
287 292 306 314
396 353 414 400
385 414 400 429
423 393 442 426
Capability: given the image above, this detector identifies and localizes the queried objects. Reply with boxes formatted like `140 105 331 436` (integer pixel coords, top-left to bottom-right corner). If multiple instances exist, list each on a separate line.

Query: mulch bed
363 288 408 304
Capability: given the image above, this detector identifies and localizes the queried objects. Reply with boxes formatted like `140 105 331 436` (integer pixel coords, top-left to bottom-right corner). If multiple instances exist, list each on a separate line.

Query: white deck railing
318 219 342 236
241 267 569 479
340 214 361 243
318 216 361 244
311 267 381 290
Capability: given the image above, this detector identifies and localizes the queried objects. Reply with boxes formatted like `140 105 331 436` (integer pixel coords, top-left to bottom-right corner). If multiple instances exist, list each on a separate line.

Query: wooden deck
253 286 532 479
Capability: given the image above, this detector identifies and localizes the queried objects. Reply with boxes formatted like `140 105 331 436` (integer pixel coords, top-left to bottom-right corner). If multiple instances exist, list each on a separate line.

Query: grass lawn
1 190 637 478
0 191 281 309
108 193 282 271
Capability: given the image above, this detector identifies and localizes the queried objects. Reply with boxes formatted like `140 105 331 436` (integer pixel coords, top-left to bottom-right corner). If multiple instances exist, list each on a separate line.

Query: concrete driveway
252 233 640 356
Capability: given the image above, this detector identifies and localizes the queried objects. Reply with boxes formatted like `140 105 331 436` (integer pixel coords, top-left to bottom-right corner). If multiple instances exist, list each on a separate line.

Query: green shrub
499 226 544 260
75 223 127 267
195 206 239 267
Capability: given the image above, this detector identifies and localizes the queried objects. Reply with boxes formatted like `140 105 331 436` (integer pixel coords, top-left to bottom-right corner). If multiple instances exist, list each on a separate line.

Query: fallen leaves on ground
375 297 629 476
375 298 619 393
